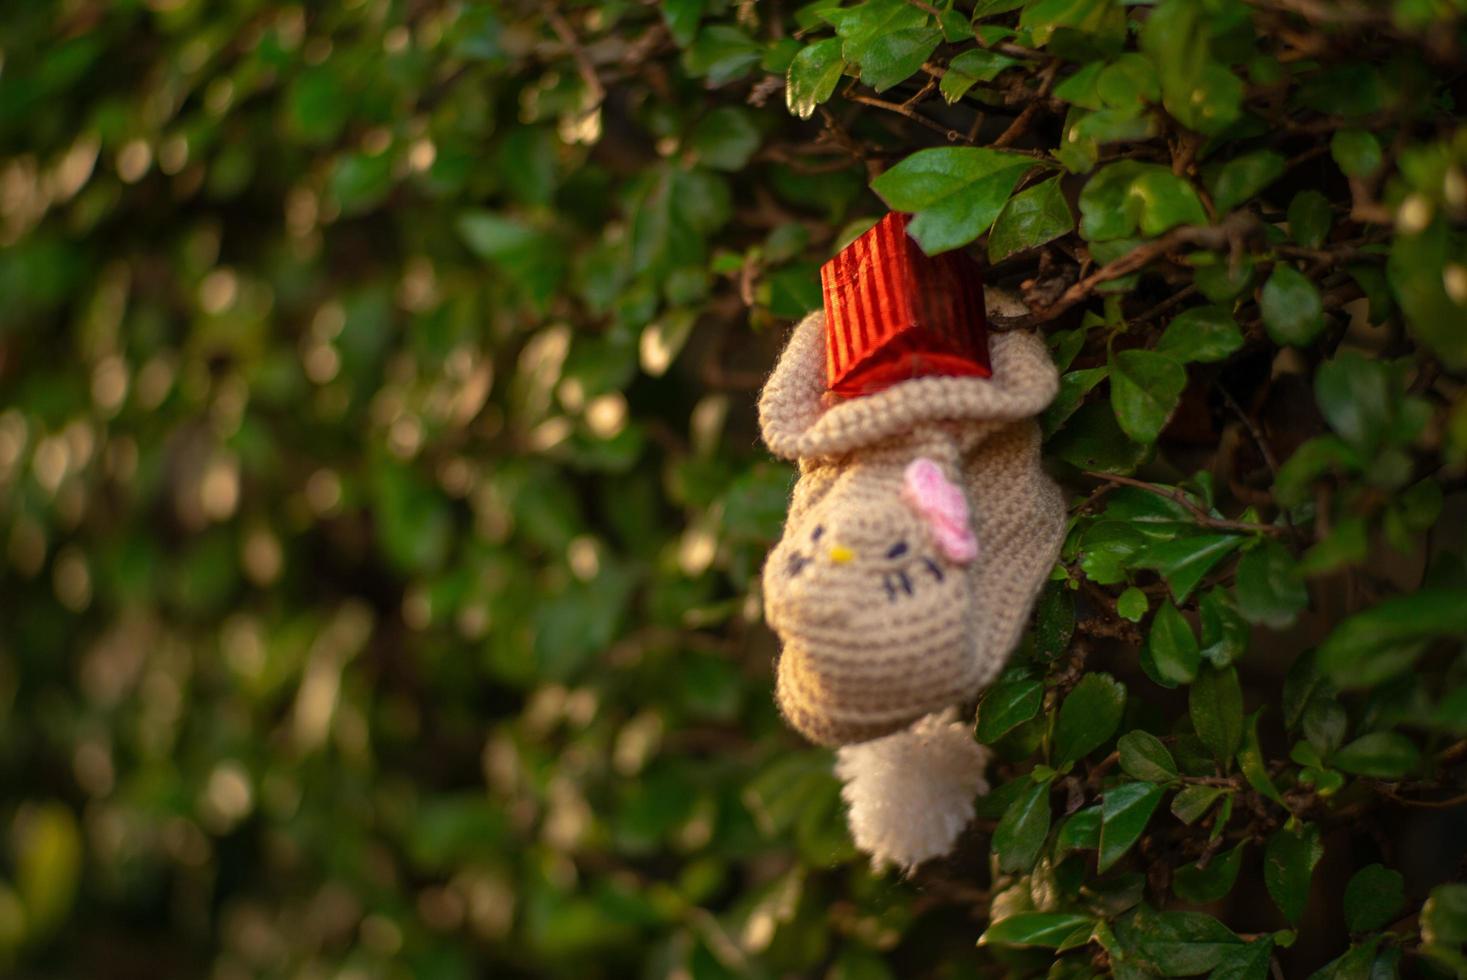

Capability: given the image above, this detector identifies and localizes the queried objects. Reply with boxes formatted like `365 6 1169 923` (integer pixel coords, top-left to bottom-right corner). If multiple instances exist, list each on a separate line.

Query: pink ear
901 458 978 564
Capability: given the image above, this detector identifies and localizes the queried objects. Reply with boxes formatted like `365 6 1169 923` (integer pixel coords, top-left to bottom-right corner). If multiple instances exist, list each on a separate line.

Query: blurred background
0 2 895 977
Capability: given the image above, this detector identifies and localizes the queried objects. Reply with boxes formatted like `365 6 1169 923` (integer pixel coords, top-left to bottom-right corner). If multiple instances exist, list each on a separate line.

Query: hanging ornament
757 212 1066 871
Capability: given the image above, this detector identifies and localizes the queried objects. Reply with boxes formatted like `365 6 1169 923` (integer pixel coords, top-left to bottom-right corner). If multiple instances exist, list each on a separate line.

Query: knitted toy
757 213 1066 871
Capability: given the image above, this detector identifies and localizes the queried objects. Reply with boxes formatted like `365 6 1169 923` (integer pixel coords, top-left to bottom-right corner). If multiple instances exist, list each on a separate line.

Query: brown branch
999 212 1263 329
844 92 978 145
1081 471 1289 537
545 8 606 107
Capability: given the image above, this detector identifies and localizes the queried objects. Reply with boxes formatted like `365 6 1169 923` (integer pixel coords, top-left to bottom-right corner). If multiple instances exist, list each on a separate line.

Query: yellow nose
828 545 854 564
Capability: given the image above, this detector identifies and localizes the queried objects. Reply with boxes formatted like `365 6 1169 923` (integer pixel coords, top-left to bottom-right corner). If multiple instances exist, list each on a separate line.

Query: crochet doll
757 213 1065 870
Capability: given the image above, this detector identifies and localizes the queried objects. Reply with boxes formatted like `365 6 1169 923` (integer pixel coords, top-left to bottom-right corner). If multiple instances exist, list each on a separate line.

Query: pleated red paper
819 211 991 398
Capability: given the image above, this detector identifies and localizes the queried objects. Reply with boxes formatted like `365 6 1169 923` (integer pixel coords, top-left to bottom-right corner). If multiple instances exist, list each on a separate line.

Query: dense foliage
3 0 1467 977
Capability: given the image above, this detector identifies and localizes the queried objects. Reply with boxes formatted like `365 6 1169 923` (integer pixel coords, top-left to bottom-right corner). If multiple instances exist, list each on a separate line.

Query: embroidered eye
811 525 824 542
787 553 809 577
885 541 909 560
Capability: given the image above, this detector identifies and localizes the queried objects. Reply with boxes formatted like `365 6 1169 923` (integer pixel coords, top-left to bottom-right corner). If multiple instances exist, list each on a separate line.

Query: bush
2 1 1467 977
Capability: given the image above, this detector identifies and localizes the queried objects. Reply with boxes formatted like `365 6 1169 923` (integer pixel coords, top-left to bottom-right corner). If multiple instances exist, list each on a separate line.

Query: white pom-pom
833 709 990 873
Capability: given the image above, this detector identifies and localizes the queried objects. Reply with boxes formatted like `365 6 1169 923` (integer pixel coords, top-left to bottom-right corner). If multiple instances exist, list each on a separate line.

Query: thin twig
545 9 606 106
1081 470 1289 537
1000 212 1263 329
845 92 977 145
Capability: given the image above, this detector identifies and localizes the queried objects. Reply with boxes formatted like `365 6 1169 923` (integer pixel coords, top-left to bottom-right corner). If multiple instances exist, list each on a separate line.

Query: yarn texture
759 310 1067 748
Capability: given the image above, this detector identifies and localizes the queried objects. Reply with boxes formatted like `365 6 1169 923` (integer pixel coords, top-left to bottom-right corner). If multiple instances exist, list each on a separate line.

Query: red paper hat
820 212 991 398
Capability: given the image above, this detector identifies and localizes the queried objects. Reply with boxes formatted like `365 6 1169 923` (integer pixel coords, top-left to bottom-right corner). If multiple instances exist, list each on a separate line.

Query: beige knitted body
759 311 1066 747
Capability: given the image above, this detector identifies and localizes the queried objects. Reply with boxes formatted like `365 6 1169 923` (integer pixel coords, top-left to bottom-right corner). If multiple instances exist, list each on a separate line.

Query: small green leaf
1238 710 1286 806
1287 190 1333 250
692 107 761 170
1210 938 1275 980
1330 129 1382 178
1099 781 1165 872
1113 906 1243 976
1139 534 1244 604
1314 351 1395 453
1155 305 1245 364
1265 822 1324 926
980 912 1096 949
1422 883 1467 947
857 26 941 92
871 147 1034 253
1118 731 1179 782
786 39 845 119
1110 348 1188 444
976 673 1045 743
1117 586 1149 622
682 25 762 85
1208 150 1286 214
1317 588 1467 687
1172 785 1226 826
1344 864 1405 933
941 48 1021 102
988 177 1075 262
1191 664 1244 767
993 778 1052 873
1053 672 1127 767
1331 732 1420 778
1173 841 1246 904
1260 264 1326 347
1145 600 1201 688
1199 588 1249 667
1233 539 1308 629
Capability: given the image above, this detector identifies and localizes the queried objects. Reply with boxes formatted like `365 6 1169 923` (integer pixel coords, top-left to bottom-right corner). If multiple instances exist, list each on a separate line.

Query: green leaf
1110 348 1188 444
1199 588 1249 667
1233 539 1308 630
1191 664 1244 767
1287 190 1333 250
1343 864 1405 933
1265 822 1324 926
1055 806 1102 856
1115 906 1244 976
1208 150 1286 214
1389 216 1467 371
870 147 1035 253
1053 672 1127 768
1422 883 1467 947
1174 841 1246 904
857 26 941 92
941 48 1021 103
1209 938 1275 980
1139 534 1244 604
1238 710 1286 806
976 672 1045 743
1172 785 1226 826
1314 351 1395 453
1317 588 1467 686
1117 586 1149 622
1080 521 1147 585
692 108 761 170
980 912 1096 949
1330 129 1382 178
1260 264 1326 347
1050 399 1150 473
1097 53 1160 108
1080 161 1199 241
1099 782 1165 872
1156 305 1245 364
1331 732 1420 778
1042 366 1108 438
993 778 1052 873
1118 731 1179 782
824 0 928 63
988 177 1075 262
1146 600 1201 688
786 38 846 119
682 25 762 85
